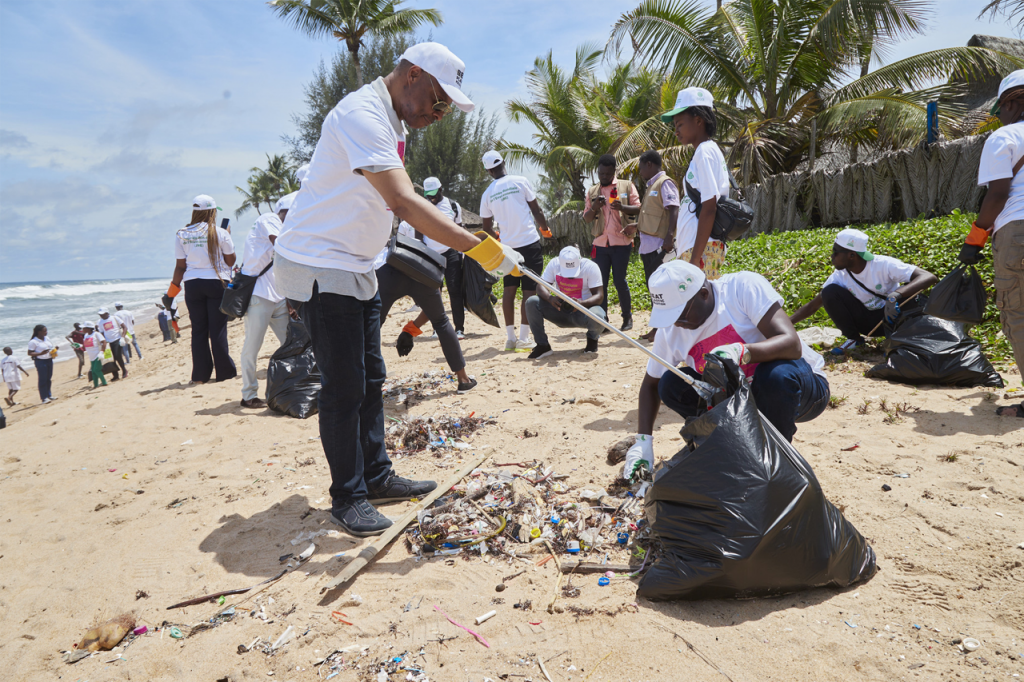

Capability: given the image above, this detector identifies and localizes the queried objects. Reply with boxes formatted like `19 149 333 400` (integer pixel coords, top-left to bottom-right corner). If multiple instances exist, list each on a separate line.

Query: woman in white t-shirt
661 87 731 280
26 324 57 403
165 195 237 384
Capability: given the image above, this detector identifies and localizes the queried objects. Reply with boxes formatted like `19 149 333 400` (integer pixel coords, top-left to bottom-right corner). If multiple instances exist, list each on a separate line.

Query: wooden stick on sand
321 454 487 595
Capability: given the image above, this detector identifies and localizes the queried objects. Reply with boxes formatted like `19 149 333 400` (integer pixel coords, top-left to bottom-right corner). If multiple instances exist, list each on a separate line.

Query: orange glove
540 228 553 239
965 222 990 247
167 282 182 298
402 321 422 337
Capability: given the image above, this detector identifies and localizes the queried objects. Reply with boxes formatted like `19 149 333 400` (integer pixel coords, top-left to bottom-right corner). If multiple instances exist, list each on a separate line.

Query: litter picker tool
866 292 921 338
517 266 720 403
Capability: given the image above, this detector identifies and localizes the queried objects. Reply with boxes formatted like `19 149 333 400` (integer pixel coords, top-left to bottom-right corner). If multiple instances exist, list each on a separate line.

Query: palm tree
610 0 1020 182
268 0 443 87
235 174 278 218
978 0 1024 28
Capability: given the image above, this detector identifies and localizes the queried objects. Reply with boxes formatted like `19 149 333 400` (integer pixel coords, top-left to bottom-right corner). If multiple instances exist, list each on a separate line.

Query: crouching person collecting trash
525 246 606 358
272 43 523 537
623 261 831 480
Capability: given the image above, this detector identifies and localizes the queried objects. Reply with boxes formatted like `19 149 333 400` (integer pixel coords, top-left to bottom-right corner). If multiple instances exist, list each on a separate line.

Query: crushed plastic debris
384 411 495 457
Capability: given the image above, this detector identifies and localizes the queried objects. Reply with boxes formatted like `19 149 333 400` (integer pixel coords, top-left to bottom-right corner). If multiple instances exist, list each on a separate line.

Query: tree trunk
351 46 364 88
850 57 870 165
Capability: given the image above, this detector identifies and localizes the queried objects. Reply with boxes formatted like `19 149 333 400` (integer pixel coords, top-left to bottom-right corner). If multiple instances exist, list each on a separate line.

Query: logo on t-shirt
688 325 758 376
875 284 882 289
687 171 694 180
555 275 584 300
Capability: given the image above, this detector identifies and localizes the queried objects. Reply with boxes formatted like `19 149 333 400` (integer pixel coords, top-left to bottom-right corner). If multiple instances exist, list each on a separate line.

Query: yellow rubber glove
465 231 524 277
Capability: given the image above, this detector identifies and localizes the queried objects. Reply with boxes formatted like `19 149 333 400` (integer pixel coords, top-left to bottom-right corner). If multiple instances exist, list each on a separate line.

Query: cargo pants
994 220 1024 386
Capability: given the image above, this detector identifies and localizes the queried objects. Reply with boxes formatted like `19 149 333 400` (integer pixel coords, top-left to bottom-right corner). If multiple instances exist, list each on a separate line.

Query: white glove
623 434 654 482
711 342 745 366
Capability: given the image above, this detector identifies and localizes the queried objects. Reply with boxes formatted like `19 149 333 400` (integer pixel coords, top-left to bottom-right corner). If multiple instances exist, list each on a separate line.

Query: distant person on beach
157 304 177 343
479 150 552 351
114 302 142 362
2 347 30 406
164 195 237 384
637 150 680 342
66 323 86 378
80 322 108 389
525 245 606 358
273 43 523 536
26 325 57 404
238 195 292 409
96 308 129 379
583 154 641 331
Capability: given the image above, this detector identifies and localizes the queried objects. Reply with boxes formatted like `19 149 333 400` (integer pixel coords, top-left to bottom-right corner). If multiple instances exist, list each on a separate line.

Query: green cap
660 87 714 123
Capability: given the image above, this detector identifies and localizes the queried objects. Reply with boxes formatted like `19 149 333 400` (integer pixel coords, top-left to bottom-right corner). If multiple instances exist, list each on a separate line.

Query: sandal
995 402 1024 418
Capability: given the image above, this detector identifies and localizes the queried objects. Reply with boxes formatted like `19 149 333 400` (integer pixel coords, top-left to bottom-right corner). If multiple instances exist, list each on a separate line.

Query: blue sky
0 0 1016 283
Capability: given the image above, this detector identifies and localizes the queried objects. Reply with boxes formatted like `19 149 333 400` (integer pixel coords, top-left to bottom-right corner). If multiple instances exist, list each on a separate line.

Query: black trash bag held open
865 310 1003 387
923 265 987 325
266 319 321 419
462 257 500 328
637 355 877 601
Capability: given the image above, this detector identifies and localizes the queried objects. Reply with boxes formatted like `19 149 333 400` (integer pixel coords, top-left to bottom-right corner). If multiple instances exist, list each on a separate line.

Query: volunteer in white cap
789 228 935 354
271 42 523 537
238 195 294 409
662 87 731 280
479 149 553 351
114 302 142 363
96 307 129 379
623 261 830 480
963 69 1024 418
524 245 606 358
164 194 237 384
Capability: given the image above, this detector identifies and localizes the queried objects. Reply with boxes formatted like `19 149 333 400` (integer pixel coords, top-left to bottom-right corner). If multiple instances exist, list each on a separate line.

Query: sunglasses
429 78 453 116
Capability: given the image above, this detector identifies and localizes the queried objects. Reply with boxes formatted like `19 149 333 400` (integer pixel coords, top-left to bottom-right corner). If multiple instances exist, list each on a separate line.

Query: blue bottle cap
598 576 610 586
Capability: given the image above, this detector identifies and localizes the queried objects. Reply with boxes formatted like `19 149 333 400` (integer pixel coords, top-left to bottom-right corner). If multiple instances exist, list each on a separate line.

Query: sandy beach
1 299 1022 681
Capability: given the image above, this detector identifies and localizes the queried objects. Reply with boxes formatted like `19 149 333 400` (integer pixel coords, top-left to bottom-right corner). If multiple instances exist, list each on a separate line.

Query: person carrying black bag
789 229 936 354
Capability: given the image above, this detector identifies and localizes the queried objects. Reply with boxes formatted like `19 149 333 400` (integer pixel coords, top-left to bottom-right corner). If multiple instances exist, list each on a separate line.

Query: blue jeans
658 358 830 442
525 295 606 346
33 358 53 401
301 282 392 507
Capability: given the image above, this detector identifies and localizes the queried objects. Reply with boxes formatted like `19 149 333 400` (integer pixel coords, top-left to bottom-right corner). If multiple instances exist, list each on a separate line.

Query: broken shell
298 543 316 561
963 638 980 652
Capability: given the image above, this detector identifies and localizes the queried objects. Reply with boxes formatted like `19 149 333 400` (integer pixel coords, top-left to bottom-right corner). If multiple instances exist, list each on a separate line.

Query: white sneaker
41 398 51 404
423 332 438 341
405 305 421 313
515 339 537 352
504 339 517 352
456 330 465 340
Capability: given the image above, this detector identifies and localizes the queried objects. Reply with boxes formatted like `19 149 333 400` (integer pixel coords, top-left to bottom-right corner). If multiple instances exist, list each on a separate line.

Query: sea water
0 278 171 363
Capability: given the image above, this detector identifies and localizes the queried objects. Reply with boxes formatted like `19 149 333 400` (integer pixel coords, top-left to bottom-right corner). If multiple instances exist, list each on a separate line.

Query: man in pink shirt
583 155 641 330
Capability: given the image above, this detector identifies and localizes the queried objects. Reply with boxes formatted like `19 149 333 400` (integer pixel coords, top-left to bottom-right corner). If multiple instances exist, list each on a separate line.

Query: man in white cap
789 228 935 354
238 195 294 409
963 69 1024 418
96 307 129 379
622 260 830 480
273 42 523 537
114 302 142 362
479 149 552 351
524 245 605 358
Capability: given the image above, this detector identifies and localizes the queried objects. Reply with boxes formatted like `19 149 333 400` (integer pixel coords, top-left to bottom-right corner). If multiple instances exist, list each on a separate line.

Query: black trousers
184 278 237 382
441 248 465 333
821 284 885 341
109 339 128 376
641 249 667 284
594 244 632 319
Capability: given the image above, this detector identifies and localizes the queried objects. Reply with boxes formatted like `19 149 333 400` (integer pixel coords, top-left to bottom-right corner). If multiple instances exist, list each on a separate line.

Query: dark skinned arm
581 286 603 309
527 198 550 236
746 302 803 362
976 177 1012 231
582 194 604 222
637 373 662 436
689 197 718 266
663 205 679 253
789 293 824 325
170 258 188 288
892 266 938 302
480 217 500 241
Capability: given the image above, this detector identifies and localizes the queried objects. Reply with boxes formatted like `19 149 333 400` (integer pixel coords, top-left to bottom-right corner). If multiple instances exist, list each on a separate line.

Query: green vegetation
234 154 300 217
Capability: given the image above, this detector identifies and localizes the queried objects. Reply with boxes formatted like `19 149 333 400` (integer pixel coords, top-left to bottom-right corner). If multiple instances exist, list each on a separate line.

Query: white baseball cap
98 307 109 315
558 246 582 278
482 150 503 170
399 42 474 113
647 260 707 328
423 176 442 196
835 228 874 261
192 194 221 211
82 322 95 329
276 191 299 213
661 87 715 122
295 163 310 184
994 69 1024 112
114 302 123 308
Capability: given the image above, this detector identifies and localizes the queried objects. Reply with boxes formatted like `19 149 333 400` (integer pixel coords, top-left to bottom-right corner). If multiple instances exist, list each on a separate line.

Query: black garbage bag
865 310 1003 387
463 257 500 327
637 356 877 601
923 265 987 325
266 319 321 419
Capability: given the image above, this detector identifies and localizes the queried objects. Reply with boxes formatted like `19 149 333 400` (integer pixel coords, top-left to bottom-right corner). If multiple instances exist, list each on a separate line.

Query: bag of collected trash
637 355 877 601
463 257 500 327
266 319 321 419
865 310 1003 387
923 265 987 325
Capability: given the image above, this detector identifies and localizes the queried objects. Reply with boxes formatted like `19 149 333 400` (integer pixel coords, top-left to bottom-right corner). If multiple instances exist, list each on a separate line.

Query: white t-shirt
647 272 826 381
82 332 104 361
978 122 1024 233
242 212 284 303
2 356 24 382
27 336 55 360
541 258 603 300
423 196 461 253
822 255 916 311
675 140 731 254
114 309 135 334
174 223 235 281
479 175 540 249
96 316 123 343
274 78 407 273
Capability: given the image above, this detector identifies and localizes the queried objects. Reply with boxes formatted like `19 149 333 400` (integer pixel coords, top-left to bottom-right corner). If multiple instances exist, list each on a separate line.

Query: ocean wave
0 279 166 302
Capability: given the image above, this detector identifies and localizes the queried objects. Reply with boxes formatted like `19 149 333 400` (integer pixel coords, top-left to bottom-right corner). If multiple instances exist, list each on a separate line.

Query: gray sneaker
330 499 392 537
367 474 437 503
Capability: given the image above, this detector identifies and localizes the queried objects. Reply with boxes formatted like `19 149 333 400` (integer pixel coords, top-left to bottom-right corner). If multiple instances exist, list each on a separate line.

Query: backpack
683 173 754 242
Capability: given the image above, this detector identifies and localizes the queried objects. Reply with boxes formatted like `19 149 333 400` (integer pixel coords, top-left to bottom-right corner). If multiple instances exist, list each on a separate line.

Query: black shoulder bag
683 174 754 242
386 231 446 288
220 261 274 320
